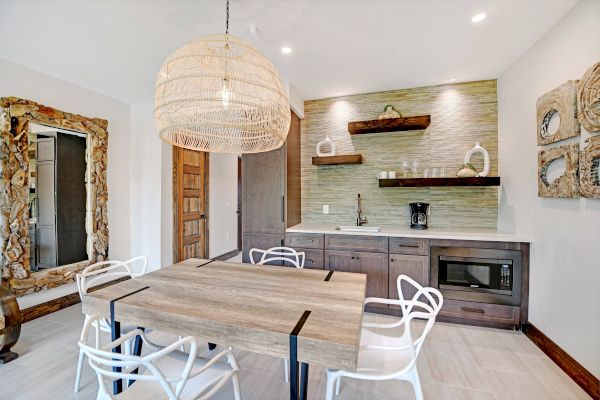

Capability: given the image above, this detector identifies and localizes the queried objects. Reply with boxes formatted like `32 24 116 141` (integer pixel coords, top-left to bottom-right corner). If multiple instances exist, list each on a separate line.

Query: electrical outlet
323 205 329 214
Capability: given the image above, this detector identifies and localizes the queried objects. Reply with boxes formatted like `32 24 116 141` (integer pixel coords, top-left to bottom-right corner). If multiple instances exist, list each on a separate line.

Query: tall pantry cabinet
241 110 301 263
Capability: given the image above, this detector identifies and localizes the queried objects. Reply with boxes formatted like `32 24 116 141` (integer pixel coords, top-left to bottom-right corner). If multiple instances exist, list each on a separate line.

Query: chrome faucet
356 194 368 226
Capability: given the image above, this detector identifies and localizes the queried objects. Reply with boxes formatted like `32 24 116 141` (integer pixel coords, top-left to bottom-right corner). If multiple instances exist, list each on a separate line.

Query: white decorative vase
316 136 336 157
464 142 490 177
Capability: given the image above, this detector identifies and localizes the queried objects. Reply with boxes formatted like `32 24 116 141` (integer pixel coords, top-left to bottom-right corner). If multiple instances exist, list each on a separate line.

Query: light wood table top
82 259 367 371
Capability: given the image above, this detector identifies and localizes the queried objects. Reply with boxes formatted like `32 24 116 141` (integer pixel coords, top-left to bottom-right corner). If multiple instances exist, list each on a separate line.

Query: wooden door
388 254 429 313
173 147 209 262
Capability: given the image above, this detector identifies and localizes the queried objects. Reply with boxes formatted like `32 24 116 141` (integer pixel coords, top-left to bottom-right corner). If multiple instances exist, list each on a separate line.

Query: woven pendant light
155 1 290 153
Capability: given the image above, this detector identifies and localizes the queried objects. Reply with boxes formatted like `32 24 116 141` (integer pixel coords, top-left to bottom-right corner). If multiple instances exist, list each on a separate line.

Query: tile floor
0 303 590 400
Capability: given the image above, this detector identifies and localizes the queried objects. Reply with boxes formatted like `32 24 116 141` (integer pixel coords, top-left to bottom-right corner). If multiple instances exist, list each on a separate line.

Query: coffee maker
409 202 429 229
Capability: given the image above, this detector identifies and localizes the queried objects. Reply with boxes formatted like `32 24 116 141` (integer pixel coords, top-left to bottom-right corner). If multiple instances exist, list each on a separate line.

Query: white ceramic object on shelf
463 142 490 177
316 136 336 157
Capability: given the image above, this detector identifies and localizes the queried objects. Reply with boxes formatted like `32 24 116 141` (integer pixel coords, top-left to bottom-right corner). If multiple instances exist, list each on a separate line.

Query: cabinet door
298 249 324 270
389 254 429 312
326 250 388 312
241 146 285 234
37 225 57 267
242 233 284 265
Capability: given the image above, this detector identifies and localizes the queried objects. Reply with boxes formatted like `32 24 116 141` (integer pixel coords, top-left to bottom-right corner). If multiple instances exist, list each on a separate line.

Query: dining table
81 258 367 400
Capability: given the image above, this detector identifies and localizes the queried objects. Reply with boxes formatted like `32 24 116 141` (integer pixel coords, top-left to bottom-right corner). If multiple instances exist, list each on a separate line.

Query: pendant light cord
225 0 230 34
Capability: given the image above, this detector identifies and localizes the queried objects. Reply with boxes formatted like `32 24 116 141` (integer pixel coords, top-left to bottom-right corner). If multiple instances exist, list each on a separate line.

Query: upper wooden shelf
348 115 431 135
312 154 363 166
379 177 501 187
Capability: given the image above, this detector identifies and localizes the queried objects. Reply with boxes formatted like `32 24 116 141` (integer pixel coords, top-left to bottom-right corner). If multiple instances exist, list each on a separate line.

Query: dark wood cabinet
241 111 301 262
299 249 324 270
388 254 429 313
325 250 388 311
325 234 388 253
242 233 285 264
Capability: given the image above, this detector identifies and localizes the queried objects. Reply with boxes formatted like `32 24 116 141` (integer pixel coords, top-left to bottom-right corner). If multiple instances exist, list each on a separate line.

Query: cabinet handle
461 307 485 314
390 259 394 262
281 195 285 222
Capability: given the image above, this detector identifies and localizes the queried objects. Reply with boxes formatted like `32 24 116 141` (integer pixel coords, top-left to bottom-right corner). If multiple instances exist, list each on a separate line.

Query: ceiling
0 0 579 103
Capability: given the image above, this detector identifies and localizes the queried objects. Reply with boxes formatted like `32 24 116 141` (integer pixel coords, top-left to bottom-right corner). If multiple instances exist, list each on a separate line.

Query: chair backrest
366 275 443 375
79 315 198 400
76 256 149 299
249 247 305 268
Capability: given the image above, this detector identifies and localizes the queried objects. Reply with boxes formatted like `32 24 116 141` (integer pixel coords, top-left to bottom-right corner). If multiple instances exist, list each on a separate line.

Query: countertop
286 223 531 243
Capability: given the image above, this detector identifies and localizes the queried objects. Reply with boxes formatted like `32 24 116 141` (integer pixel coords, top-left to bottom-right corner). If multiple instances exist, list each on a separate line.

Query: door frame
172 147 210 262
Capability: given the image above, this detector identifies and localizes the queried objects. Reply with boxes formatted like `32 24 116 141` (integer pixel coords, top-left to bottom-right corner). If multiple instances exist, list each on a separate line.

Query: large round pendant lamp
154 1 290 153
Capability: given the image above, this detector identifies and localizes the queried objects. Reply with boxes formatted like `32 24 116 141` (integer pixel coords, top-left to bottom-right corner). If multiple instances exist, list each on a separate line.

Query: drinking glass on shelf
431 167 439 178
423 168 430 178
411 161 419 177
402 160 410 178
440 167 446 177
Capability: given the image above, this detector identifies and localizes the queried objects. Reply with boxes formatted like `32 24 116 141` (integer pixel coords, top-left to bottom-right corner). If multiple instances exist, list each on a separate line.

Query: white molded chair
249 246 304 382
327 275 443 400
74 256 149 392
79 315 241 400
249 246 305 268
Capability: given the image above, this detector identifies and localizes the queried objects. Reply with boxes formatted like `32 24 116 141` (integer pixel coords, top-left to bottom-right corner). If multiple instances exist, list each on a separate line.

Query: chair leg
409 368 424 400
325 373 336 400
232 370 242 400
179 336 185 352
335 376 341 396
74 348 85 393
284 358 289 383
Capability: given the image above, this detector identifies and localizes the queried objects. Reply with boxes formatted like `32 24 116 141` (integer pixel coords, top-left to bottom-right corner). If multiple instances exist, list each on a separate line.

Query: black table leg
128 327 145 386
110 317 122 395
290 334 299 400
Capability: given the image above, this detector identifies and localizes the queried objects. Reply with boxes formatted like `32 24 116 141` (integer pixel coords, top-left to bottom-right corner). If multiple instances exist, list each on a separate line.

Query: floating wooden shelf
379 177 501 187
348 115 431 135
312 154 363 165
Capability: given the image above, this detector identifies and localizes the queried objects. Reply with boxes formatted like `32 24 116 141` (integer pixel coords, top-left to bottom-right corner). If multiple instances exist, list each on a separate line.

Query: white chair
326 275 443 400
74 256 149 392
249 246 305 268
79 315 241 400
249 246 304 383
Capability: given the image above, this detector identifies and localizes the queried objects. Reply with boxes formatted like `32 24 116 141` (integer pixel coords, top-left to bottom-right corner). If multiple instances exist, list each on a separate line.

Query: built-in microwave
431 247 522 306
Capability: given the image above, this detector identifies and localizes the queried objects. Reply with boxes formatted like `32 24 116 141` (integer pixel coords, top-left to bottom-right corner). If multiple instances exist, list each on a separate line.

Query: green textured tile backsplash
301 80 499 228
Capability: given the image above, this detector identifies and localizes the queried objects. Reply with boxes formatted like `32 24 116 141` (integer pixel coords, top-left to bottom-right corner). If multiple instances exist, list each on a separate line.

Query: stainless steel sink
336 226 381 232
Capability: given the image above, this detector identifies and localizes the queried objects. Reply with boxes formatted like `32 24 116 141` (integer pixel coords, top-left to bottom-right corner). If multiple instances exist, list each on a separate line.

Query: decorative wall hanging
154 0 290 154
461 142 490 177
577 61 600 132
536 80 580 145
579 135 600 198
316 135 336 157
538 143 579 198
377 105 402 119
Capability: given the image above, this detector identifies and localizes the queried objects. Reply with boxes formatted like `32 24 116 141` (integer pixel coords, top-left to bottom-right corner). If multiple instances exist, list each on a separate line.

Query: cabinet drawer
325 235 388 253
439 299 520 325
285 233 324 249
298 248 324 270
389 237 429 255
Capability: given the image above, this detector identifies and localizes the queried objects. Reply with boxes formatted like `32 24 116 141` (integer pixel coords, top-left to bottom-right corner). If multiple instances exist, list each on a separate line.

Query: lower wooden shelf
379 177 501 187
312 154 363 165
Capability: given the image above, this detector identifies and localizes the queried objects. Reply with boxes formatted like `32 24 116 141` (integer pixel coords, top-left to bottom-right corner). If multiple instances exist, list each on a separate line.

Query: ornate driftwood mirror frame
537 143 580 198
536 80 580 146
0 97 109 296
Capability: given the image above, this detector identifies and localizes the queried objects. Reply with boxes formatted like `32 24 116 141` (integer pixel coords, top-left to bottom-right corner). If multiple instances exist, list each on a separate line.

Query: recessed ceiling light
471 13 487 23
449 78 456 82
281 47 292 54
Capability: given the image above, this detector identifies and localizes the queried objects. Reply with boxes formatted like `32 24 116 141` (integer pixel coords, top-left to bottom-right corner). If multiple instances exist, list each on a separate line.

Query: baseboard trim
523 322 599 399
213 249 240 261
21 277 129 323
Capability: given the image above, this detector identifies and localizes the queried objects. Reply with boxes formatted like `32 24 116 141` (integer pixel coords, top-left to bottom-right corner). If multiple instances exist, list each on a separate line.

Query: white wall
498 0 600 377
208 154 239 258
130 101 163 271
0 57 132 262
